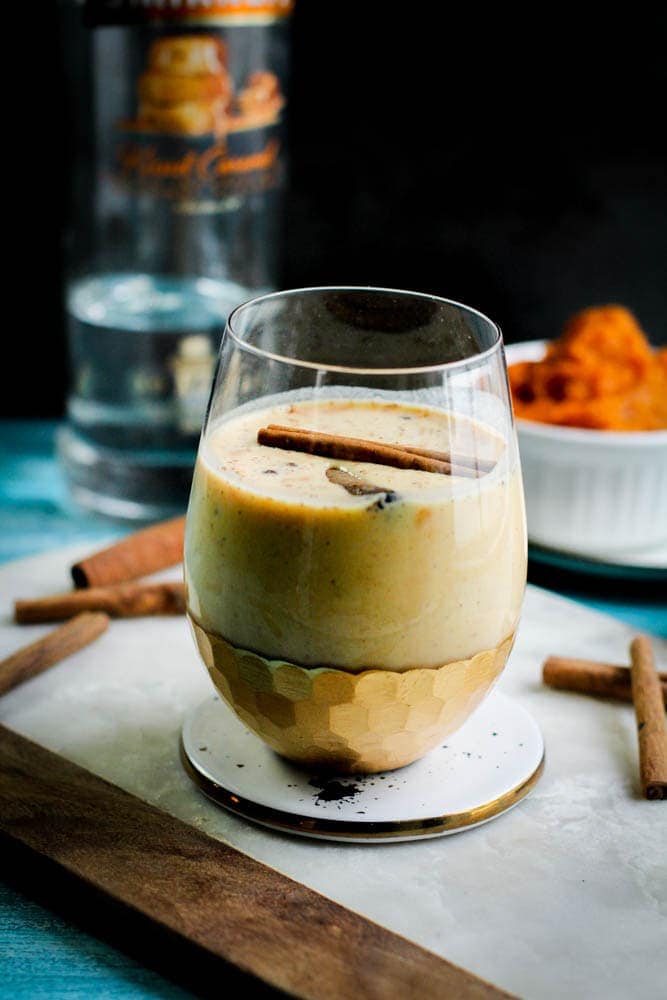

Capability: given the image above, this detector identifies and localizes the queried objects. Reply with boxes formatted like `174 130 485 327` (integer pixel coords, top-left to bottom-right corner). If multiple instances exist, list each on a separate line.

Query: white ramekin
505 340 667 556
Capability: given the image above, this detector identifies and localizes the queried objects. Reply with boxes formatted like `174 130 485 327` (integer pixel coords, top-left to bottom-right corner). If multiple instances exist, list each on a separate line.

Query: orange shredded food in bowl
508 305 667 430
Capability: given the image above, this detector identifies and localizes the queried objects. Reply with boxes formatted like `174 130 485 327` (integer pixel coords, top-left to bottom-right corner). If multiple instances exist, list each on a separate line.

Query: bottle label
86 2 291 211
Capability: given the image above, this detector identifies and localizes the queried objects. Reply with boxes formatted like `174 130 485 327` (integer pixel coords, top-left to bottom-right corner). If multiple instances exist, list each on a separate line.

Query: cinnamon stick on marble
629 636 667 801
258 425 482 477
71 516 185 588
0 612 110 697
14 582 186 624
543 655 667 706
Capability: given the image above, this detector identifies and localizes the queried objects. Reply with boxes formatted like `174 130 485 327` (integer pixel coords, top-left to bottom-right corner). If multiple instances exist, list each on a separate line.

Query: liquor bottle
58 0 293 519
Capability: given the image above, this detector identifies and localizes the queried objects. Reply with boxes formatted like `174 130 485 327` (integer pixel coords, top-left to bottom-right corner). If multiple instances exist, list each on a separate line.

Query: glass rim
225 285 503 375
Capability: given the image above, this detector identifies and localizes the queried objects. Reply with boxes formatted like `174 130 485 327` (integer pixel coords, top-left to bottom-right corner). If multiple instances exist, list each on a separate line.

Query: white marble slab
1 544 665 1000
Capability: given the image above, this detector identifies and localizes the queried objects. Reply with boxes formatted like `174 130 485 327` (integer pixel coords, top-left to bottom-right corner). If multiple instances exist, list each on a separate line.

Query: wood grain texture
0 724 512 1000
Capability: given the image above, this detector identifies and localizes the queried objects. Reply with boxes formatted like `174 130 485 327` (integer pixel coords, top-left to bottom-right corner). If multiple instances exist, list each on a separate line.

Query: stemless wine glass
184 287 527 773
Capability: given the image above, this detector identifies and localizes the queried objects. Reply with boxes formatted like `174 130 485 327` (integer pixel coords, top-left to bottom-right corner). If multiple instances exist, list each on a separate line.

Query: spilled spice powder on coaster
309 777 362 804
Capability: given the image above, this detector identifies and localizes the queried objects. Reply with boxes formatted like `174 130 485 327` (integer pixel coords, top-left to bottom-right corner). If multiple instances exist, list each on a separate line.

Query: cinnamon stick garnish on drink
629 636 667 800
258 425 492 478
0 612 110 697
543 655 667 706
71 515 185 588
14 582 186 624
366 440 496 475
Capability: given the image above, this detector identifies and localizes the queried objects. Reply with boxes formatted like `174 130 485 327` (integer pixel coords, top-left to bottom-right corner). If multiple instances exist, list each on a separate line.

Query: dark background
13 5 667 417
283 8 667 334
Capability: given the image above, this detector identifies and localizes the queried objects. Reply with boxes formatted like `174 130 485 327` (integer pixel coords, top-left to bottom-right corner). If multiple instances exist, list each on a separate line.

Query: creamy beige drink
185 397 526 673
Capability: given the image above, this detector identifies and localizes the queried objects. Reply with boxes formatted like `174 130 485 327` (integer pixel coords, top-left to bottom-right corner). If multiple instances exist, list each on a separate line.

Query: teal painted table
1 421 665 998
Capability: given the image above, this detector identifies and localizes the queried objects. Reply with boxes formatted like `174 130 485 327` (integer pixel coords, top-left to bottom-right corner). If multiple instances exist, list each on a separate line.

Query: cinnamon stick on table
543 655 667 706
14 582 186 624
0 612 110 697
71 515 185 588
258 425 492 478
629 636 667 801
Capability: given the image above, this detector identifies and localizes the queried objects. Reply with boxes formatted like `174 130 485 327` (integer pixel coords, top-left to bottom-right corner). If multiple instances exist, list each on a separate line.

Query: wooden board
0 723 512 1000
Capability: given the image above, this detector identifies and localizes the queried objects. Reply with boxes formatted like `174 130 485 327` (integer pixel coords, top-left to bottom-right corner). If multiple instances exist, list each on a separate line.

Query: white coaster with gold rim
181 691 545 843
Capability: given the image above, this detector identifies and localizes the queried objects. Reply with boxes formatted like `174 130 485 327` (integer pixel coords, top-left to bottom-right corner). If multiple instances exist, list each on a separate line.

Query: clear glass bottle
58 0 293 519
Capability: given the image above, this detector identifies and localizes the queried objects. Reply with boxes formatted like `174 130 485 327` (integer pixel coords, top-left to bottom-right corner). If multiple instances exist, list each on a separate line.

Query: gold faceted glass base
189 617 514 774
